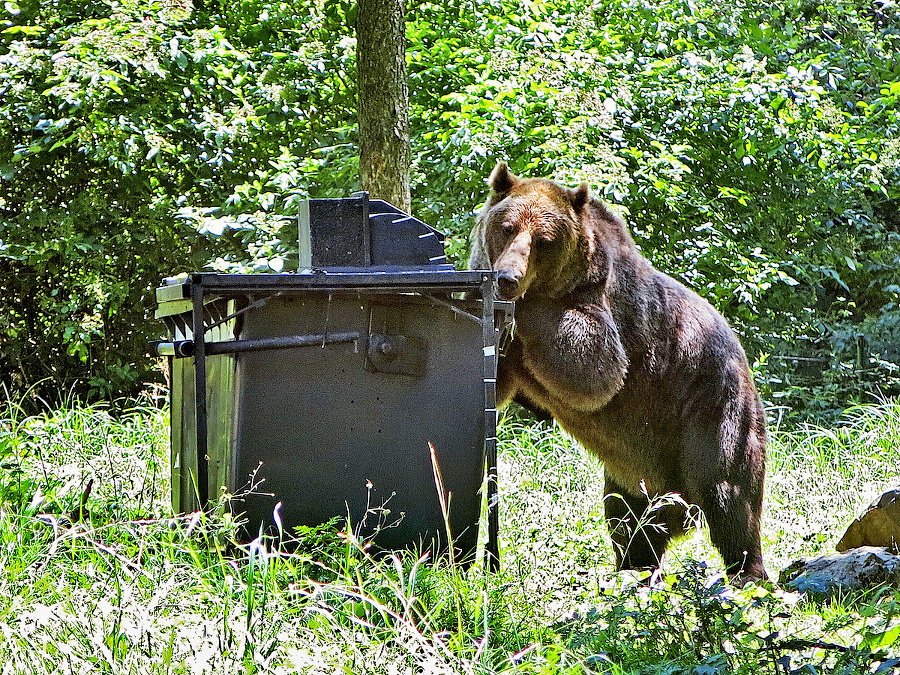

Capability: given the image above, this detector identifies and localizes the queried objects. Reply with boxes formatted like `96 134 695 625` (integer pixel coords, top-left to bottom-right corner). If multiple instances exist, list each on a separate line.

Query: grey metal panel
229 293 485 558
158 272 508 564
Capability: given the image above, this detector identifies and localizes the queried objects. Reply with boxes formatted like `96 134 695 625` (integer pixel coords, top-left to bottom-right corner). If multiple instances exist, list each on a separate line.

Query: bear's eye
535 236 553 249
501 222 516 235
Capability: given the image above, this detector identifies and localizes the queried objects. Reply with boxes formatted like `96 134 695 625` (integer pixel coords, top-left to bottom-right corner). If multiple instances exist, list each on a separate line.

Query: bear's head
477 161 596 302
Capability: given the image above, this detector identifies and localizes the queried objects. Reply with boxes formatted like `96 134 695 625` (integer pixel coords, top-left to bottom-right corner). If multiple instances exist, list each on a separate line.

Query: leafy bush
405 0 900 421
1 0 898 419
0 0 358 403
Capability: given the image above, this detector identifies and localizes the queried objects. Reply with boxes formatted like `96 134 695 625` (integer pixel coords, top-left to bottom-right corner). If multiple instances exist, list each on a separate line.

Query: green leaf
864 624 900 649
2 23 43 35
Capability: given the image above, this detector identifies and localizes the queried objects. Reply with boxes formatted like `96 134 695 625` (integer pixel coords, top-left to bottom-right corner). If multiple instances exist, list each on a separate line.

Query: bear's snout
493 230 532 300
496 270 521 301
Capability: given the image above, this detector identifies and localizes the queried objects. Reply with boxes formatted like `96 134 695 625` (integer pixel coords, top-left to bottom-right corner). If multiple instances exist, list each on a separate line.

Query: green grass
0 397 898 673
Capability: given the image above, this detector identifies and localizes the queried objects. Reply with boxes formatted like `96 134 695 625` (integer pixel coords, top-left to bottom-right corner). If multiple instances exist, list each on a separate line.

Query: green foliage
0 0 358 403
404 0 900 421
1 0 210 402
0 400 898 672
1 0 899 418
187 0 900 420
0 395 169 521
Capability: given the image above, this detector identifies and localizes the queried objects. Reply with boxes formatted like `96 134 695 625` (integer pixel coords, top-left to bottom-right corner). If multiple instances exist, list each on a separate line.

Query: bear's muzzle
497 270 522 301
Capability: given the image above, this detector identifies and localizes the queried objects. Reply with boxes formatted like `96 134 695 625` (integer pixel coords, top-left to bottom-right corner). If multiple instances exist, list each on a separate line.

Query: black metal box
156 197 508 563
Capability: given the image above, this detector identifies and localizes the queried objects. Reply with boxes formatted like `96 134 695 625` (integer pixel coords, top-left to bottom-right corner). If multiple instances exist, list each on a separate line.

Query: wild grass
0 397 898 673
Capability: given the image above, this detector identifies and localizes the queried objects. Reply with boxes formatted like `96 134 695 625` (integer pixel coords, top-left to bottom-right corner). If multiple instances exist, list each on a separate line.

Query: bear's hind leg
686 418 768 583
603 476 687 572
700 486 767 583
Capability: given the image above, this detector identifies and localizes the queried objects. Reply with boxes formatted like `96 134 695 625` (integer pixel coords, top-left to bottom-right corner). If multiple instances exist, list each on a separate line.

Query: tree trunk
356 0 411 212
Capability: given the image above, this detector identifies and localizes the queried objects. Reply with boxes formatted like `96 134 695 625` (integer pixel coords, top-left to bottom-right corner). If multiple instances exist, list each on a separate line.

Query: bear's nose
496 271 520 300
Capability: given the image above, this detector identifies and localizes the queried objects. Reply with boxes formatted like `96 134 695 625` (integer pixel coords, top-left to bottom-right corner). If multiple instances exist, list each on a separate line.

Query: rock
780 546 900 598
837 488 900 553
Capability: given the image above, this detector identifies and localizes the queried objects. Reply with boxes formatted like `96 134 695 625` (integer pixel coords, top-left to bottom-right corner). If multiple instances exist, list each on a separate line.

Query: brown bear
470 161 768 583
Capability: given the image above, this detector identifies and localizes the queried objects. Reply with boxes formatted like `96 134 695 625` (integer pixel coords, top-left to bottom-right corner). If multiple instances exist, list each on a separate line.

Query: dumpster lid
155 270 496 304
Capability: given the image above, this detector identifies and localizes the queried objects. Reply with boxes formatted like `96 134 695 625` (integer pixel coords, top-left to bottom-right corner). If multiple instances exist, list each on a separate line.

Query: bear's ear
488 161 518 194
570 183 590 212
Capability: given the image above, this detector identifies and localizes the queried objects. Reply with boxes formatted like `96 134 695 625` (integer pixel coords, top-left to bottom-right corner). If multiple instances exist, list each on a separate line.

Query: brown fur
470 161 768 583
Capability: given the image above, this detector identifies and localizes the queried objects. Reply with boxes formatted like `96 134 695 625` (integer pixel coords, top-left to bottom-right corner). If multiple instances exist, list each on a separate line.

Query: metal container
155 194 509 564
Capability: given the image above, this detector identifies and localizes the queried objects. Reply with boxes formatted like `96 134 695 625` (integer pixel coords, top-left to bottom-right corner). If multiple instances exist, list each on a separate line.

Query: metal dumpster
155 193 509 564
